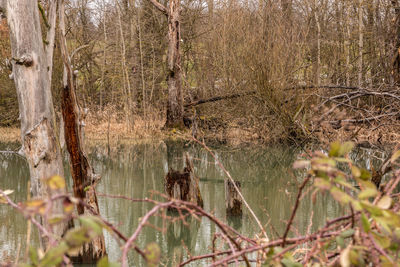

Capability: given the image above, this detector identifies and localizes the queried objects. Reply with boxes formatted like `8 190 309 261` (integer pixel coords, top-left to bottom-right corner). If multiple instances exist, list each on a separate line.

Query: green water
0 140 388 266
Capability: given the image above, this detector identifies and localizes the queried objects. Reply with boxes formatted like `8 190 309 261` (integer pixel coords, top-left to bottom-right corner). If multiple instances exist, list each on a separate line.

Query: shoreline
1 121 399 150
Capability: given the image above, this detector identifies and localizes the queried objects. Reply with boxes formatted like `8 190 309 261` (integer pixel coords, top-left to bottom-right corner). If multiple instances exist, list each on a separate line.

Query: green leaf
358 187 378 199
39 242 69 267
351 166 361 178
361 212 370 232
29 247 39 265
330 187 352 204
340 229 355 238
359 169 372 180
371 232 391 249
338 142 354 156
329 141 341 157
79 216 104 236
360 202 383 216
64 228 91 249
314 178 332 190
281 258 302 267
336 236 345 248
97 256 121 267
48 215 66 225
144 242 161 267
377 196 392 210
334 176 355 190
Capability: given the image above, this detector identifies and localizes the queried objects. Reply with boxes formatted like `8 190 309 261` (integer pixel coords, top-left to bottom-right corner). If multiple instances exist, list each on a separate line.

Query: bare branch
147 0 168 15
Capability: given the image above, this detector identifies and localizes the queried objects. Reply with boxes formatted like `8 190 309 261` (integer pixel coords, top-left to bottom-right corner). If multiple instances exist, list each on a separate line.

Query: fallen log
165 153 203 207
184 91 256 108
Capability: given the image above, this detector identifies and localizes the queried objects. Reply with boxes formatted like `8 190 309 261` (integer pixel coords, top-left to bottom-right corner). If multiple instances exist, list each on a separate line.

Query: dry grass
0 127 20 143
1 106 399 148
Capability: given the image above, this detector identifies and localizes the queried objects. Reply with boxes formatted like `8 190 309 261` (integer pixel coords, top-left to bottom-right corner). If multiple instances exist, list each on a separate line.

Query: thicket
2 141 400 266
1 0 400 143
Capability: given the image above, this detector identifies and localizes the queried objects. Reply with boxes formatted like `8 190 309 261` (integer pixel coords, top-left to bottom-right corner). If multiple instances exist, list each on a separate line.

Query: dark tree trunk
58 0 106 262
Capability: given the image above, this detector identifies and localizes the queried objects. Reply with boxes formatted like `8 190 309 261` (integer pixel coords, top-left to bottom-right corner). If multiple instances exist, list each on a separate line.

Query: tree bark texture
165 154 203 208
224 180 243 216
5 0 67 246
147 0 183 128
165 0 184 128
58 0 106 262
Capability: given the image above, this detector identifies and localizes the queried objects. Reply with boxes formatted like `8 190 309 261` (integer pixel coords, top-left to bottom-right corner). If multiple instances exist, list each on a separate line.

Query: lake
0 140 388 266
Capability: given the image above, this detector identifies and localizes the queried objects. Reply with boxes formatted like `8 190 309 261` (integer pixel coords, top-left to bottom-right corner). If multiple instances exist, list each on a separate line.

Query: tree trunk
58 0 106 262
313 0 321 87
225 179 242 216
392 0 400 85
5 0 68 247
166 0 184 128
358 0 364 88
165 154 203 208
146 0 184 128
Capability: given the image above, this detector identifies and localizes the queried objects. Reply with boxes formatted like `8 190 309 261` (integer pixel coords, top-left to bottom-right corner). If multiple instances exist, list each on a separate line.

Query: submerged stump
225 179 243 217
165 153 203 208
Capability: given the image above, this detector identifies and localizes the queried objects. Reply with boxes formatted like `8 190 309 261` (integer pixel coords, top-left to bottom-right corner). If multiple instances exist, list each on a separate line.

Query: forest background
1 0 400 146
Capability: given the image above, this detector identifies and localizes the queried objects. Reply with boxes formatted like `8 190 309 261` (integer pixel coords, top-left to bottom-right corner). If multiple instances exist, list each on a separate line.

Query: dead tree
58 0 106 261
165 154 203 207
3 0 69 247
147 0 184 128
225 180 243 216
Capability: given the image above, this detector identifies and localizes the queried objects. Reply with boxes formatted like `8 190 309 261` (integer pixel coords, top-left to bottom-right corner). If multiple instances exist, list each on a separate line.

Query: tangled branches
2 141 400 266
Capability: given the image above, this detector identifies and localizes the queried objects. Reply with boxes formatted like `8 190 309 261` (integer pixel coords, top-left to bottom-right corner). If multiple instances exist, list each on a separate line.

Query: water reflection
0 141 388 265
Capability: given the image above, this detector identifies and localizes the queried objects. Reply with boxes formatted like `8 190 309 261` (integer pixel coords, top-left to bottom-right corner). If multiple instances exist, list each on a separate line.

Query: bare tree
58 0 106 261
148 0 184 128
3 0 68 247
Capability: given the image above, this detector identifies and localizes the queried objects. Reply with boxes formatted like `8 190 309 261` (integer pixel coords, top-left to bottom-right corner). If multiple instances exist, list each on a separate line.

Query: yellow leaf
45 175 66 190
391 150 400 163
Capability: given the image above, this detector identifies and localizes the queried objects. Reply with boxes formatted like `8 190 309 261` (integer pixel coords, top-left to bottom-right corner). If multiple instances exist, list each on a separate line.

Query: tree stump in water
225 179 243 216
165 154 203 208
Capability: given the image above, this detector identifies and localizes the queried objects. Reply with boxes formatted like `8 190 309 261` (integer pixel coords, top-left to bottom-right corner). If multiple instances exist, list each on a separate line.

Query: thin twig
282 175 311 247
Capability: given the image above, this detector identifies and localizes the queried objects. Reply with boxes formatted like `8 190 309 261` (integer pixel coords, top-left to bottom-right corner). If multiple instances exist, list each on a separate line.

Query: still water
0 140 388 266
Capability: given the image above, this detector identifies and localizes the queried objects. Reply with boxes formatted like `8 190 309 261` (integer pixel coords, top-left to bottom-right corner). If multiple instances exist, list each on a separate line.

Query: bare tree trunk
147 0 184 128
58 0 106 262
100 0 107 109
313 0 321 87
392 0 400 85
345 1 351 86
5 0 68 247
166 0 184 128
358 0 364 87
138 11 147 126
116 1 134 131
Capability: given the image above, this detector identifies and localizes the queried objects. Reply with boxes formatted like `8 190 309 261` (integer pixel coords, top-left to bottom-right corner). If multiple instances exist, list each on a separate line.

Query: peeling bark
58 0 106 262
5 0 68 247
